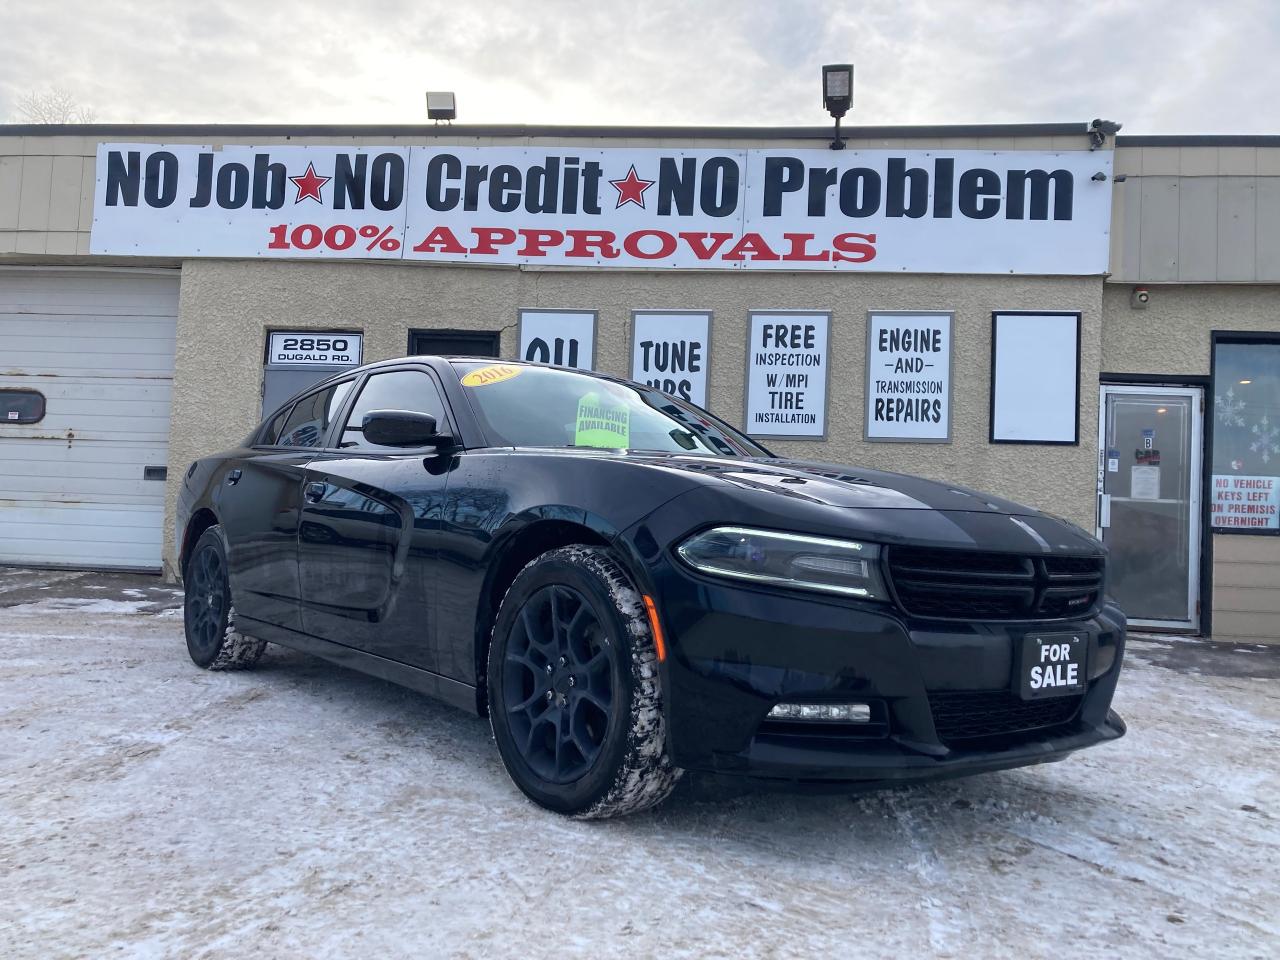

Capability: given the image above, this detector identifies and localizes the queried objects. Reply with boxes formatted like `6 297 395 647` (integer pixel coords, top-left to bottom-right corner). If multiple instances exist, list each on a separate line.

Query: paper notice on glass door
1131 465 1160 500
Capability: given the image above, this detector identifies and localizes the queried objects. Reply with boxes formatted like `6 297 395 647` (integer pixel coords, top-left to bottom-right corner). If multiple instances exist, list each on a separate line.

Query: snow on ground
0 569 1277 959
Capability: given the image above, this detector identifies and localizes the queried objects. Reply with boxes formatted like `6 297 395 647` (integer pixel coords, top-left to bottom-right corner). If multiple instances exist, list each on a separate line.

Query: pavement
1 566 1277 959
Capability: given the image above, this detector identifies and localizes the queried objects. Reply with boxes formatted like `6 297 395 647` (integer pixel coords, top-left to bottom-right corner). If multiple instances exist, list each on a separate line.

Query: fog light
768 702 871 722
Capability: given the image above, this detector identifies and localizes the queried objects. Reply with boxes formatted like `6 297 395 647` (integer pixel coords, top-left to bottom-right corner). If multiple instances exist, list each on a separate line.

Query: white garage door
0 269 179 571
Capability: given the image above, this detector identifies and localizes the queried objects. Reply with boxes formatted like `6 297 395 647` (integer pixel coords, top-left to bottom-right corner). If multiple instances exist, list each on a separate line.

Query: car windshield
452 361 768 458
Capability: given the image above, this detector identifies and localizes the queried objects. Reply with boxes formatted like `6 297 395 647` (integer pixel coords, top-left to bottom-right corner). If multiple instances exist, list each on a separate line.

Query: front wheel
487 546 680 818
183 524 266 671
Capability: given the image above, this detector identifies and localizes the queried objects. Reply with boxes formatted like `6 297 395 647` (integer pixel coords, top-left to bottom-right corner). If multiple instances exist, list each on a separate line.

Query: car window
340 370 448 449
276 380 354 448
452 362 768 457
261 404 294 445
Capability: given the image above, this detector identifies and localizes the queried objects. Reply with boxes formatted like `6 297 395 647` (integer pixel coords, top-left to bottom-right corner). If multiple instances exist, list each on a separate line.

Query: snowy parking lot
1 567 1276 959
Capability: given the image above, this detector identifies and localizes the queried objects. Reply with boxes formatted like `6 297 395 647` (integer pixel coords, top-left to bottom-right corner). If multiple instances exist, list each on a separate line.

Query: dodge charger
175 357 1126 818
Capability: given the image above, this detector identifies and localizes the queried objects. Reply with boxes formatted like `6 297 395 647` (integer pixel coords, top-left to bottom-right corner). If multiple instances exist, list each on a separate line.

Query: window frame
0 388 47 425
1208 330 1280 537
335 365 458 453
254 376 358 450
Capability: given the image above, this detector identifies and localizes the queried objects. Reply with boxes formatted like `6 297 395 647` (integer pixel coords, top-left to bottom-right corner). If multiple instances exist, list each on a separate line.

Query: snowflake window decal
1215 387 1247 427
1251 415 1280 465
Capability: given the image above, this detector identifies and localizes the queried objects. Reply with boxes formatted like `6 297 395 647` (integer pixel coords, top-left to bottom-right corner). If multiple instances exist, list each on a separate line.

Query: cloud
0 0 1276 132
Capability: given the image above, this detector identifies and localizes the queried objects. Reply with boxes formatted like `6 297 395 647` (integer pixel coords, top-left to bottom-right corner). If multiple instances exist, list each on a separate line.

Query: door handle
225 469 242 485
304 481 326 503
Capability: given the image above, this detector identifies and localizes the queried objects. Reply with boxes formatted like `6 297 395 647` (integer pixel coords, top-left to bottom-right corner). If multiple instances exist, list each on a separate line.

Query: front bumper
645 552 1126 784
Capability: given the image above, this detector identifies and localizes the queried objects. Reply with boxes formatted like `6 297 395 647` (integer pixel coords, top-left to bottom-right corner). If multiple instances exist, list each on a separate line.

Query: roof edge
1116 134 1280 147
0 121 1092 140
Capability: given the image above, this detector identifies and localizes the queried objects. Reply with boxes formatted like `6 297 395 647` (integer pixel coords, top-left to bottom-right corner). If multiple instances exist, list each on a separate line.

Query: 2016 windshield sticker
574 393 631 448
461 364 523 387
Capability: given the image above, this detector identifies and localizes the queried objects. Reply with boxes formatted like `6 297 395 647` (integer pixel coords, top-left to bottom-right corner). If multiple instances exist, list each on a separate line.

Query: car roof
358 355 629 383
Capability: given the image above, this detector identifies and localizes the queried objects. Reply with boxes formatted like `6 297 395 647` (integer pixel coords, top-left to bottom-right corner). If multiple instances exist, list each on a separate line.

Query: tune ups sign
90 143 1112 274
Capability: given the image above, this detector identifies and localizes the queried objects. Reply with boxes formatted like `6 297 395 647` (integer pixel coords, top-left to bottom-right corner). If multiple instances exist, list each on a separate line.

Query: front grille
929 690 1083 743
887 546 1103 621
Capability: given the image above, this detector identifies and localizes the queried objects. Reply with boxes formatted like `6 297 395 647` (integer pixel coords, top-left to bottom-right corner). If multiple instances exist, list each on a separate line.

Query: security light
426 91 456 122
822 65 853 117
821 64 853 150
1088 118 1122 150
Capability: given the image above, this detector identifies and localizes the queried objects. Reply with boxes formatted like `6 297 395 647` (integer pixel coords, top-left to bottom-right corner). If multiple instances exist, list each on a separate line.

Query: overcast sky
1 0 1277 133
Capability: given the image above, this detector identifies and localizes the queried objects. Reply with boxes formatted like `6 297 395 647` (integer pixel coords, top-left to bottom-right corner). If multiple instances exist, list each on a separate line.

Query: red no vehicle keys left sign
91 142 1112 274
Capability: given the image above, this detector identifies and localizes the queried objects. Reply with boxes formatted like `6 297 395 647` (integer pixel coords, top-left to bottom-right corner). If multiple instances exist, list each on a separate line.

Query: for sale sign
744 312 829 439
91 143 1112 275
865 312 952 441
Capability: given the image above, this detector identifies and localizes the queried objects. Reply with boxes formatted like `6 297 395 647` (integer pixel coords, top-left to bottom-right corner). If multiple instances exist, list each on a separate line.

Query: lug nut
558 656 567 667
545 690 553 701
567 676 576 687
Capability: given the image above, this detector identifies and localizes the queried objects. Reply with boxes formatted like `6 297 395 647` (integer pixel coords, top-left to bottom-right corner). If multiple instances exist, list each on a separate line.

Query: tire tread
488 545 681 819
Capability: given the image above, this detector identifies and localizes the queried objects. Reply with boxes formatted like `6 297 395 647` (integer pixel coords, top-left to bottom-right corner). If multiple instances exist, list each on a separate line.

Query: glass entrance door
1097 386 1203 629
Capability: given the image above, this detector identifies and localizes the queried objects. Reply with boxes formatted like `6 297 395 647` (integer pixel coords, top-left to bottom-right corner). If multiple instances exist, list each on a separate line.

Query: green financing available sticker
574 392 631 448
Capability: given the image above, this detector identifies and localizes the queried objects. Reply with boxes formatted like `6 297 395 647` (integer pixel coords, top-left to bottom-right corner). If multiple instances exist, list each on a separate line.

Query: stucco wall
1101 282 1280 375
164 258 1103 574
1102 282 1280 643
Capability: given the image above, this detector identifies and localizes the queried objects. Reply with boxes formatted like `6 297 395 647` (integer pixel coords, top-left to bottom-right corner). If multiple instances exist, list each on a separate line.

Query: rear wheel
183 525 266 671
487 546 680 818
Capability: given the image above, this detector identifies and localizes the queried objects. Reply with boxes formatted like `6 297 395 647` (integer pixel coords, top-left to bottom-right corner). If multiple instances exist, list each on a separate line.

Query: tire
487 546 681 818
183 524 266 671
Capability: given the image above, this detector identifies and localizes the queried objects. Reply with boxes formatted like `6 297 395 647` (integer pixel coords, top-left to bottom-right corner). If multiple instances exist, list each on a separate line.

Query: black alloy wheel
182 525 266 671
502 584 616 784
185 539 229 664
487 546 680 818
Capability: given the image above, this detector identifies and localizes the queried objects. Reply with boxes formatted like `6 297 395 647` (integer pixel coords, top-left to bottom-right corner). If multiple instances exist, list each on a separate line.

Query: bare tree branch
13 88 97 124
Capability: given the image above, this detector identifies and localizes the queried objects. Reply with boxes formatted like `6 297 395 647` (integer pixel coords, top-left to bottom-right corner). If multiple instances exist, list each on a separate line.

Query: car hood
618 452 1040 516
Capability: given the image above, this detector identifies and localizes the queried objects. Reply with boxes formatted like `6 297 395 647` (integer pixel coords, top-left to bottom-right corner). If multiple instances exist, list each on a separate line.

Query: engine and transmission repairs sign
91 143 1112 275
865 312 953 441
744 312 830 438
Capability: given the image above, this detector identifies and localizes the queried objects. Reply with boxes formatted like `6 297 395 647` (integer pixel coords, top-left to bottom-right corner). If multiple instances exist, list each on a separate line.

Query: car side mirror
361 409 450 448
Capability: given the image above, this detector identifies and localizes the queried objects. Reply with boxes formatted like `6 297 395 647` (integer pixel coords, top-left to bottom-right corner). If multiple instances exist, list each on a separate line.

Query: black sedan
176 356 1125 818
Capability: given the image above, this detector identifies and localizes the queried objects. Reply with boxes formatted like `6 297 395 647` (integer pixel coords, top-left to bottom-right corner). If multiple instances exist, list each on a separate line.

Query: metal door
1096 386 1203 629
0 268 178 571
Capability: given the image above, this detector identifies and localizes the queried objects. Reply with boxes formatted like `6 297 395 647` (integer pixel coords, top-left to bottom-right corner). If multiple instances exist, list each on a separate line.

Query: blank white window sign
991 313 1079 443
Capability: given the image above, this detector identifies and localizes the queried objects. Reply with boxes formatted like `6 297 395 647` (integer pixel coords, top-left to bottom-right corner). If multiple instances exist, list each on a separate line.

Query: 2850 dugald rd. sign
91 143 1112 275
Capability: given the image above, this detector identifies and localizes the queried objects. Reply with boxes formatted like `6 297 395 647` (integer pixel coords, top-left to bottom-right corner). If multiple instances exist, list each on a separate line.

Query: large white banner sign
92 143 1112 274
630 311 711 407
744 312 830 438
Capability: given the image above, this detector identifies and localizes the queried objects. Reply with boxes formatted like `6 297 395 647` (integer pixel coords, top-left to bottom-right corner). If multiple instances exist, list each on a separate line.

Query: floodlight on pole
822 64 853 150
426 91 457 123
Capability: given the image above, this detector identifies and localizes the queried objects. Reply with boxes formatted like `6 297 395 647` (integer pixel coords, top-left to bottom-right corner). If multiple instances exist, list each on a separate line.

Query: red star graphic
289 162 331 204
608 165 654 209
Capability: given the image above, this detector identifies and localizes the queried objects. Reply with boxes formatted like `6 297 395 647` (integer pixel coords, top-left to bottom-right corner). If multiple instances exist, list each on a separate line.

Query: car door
216 379 355 633
298 366 455 671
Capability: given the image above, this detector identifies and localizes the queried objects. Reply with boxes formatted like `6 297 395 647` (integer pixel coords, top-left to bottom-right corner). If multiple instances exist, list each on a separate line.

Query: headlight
676 526 889 600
